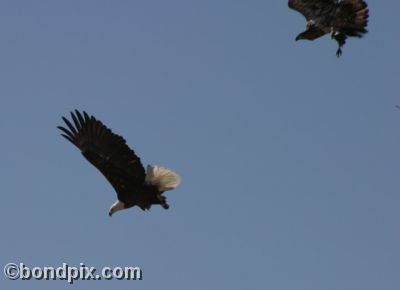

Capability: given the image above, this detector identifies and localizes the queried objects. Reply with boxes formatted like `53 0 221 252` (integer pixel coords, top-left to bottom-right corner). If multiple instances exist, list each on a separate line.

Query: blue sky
1 1 399 289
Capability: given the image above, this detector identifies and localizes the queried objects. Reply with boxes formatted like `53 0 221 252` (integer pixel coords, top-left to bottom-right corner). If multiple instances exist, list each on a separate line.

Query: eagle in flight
58 110 181 216
288 0 369 57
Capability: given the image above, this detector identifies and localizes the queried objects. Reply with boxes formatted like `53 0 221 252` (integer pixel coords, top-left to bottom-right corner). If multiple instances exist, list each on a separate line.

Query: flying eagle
58 110 181 216
288 0 369 57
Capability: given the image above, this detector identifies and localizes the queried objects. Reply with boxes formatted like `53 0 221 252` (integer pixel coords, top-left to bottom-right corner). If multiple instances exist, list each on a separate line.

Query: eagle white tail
145 165 181 191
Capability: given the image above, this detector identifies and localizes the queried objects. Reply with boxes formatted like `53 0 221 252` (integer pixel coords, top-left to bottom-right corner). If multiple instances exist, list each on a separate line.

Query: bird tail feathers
337 0 369 37
145 165 181 191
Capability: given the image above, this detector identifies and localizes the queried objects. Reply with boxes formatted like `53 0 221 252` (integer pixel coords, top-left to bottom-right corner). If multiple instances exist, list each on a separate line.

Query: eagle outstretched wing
288 0 336 22
58 110 146 200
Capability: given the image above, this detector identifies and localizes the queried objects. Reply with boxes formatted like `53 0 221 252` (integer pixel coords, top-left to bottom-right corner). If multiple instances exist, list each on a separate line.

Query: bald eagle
58 110 181 216
288 0 369 57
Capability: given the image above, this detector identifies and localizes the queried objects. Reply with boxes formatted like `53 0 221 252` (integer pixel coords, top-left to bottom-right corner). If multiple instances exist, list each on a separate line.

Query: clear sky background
1 1 399 289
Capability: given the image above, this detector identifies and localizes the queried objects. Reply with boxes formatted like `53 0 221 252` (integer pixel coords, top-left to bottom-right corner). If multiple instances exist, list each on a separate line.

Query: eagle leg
336 47 342 58
332 33 347 58
157 194 170 209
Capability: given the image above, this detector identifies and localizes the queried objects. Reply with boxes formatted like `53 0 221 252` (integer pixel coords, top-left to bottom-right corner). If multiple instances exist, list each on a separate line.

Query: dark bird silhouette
288 0 369 57
58 110 181 216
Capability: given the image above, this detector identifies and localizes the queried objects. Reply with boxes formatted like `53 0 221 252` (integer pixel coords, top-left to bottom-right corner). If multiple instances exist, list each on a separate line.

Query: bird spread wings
288 0 369 56
289 0 336 23
58 110 146 200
